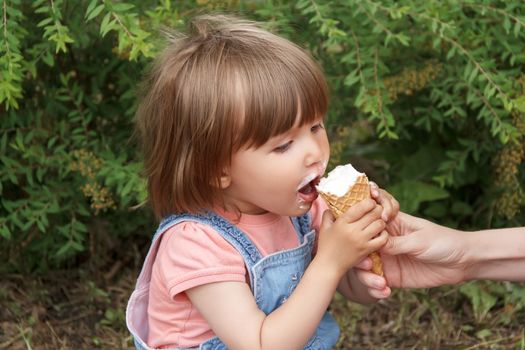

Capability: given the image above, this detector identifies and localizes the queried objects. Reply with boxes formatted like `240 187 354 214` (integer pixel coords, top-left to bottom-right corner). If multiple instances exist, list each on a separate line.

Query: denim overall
126 212 340 349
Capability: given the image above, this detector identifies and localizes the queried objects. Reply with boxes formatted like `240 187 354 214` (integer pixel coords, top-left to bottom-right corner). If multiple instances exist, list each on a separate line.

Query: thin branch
111 11 133 40
464 3 525 30
462 335 522 350
373 48 383 116
357 1 395 38
349 28 365 85
49 0 61 36
308 0 323 21
2 0 11 72
472 86 503 129
442 35 509 102
397 7 512 105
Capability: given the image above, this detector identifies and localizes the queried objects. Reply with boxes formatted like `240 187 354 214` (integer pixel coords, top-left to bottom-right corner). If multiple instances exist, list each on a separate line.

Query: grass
1 267 524 349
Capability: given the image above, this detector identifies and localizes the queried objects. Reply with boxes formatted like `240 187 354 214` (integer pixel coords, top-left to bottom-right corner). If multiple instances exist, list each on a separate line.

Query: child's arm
186 199 387 350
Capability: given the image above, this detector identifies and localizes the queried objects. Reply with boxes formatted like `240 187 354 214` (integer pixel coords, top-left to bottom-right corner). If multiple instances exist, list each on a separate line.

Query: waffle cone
318 175 384 276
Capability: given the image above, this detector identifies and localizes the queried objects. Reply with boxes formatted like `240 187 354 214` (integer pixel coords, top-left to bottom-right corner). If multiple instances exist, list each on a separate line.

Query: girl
126 14 397 350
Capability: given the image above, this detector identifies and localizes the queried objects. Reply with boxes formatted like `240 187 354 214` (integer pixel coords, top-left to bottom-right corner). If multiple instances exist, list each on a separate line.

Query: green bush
1 0 524 272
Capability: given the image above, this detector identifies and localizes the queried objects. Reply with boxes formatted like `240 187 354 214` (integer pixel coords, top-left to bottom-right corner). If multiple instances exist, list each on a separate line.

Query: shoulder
153 220 246 297
159 220 242 262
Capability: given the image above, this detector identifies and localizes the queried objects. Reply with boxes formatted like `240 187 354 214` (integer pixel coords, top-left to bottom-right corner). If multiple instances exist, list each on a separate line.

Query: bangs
229 39 329 149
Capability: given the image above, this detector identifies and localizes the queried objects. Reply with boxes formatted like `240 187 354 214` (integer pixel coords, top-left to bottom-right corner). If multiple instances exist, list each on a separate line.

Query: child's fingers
339 198 376 222
366 230 389 250
362 218 386 240
355 205 384 230
320 209 335 232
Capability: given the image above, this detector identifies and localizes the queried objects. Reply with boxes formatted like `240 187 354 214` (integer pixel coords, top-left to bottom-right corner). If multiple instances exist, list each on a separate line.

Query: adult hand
356 212 469 291
381 212 469 287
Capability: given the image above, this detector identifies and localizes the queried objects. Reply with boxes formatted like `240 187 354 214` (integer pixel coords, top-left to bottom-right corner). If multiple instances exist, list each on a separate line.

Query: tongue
299 182 314 194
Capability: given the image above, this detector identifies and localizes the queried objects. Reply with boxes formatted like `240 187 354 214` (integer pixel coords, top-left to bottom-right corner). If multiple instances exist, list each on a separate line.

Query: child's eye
311 122 324 133
273 141 292 153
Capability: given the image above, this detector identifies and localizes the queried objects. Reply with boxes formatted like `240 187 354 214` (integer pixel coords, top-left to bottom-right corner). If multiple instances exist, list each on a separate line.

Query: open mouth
298 176 321 195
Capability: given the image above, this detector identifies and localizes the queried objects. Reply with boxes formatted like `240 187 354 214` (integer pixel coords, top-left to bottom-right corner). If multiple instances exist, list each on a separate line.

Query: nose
304 134 326 167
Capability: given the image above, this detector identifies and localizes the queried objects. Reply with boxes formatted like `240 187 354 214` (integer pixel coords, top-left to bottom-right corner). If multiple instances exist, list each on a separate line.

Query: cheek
321 134 330 157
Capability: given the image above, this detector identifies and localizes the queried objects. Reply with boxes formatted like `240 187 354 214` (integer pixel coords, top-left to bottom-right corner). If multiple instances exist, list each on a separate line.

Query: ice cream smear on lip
317 164 364 197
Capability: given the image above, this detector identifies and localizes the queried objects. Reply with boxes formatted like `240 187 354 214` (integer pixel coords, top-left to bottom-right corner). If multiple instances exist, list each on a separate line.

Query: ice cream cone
318 174 384 276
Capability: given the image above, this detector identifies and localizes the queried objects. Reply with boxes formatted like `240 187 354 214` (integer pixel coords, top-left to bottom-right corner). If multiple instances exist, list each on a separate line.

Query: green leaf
0 224 11 240
113 3 135 12
100 12 112 37
503 16 511 34
55 241 73 258
86 4 105 21
476 329 492 340
36 219 46 233
388 180 449 213
37 17 53 28
513 95 525 113
460 282 498 322
86 0 99 18
423 203 447 218
451 201 473 216
514 21 521 37
344 71 360 87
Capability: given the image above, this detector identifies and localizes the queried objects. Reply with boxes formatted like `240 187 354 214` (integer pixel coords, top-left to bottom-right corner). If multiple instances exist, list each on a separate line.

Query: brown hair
135 14 329 218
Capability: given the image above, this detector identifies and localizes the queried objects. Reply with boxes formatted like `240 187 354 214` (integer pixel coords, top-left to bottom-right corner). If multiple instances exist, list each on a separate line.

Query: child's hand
316 198 388 277
369 181 399 222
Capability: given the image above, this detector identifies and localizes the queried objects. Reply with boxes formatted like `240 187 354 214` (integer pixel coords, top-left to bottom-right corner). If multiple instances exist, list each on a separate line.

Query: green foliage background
1 0 524 328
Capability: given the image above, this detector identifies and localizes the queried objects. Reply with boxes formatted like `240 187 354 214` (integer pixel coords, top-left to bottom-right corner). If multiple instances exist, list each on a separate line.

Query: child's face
222 116 329 216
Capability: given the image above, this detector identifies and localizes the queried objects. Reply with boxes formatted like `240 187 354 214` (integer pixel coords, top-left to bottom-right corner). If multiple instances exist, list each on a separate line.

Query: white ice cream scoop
316 164 364 197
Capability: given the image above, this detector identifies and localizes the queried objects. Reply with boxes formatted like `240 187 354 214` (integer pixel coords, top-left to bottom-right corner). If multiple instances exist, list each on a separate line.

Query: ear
220 170 231 189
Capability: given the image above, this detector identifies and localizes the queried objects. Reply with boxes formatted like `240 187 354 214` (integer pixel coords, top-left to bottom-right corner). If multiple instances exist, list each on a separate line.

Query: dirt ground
1 268 524 350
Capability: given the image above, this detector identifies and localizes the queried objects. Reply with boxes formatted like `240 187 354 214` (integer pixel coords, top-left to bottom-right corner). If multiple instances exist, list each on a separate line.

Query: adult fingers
355 267 387 290
377 189 400 221
381 234 419 256
368 286 391 299
355 257 372 270
369 181 380 198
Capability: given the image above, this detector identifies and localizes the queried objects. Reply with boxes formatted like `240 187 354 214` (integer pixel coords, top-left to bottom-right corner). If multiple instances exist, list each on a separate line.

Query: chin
293 202 313 216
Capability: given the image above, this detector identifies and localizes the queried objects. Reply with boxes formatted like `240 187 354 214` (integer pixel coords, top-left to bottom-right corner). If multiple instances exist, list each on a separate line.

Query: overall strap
291 212 312 240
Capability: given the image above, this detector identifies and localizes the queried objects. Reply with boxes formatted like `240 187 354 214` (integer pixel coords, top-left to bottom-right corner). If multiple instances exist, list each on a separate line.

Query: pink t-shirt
147 198 328 348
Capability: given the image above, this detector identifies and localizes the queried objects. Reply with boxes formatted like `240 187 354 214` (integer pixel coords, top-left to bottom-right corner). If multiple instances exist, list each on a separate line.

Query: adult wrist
461 230 483 281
